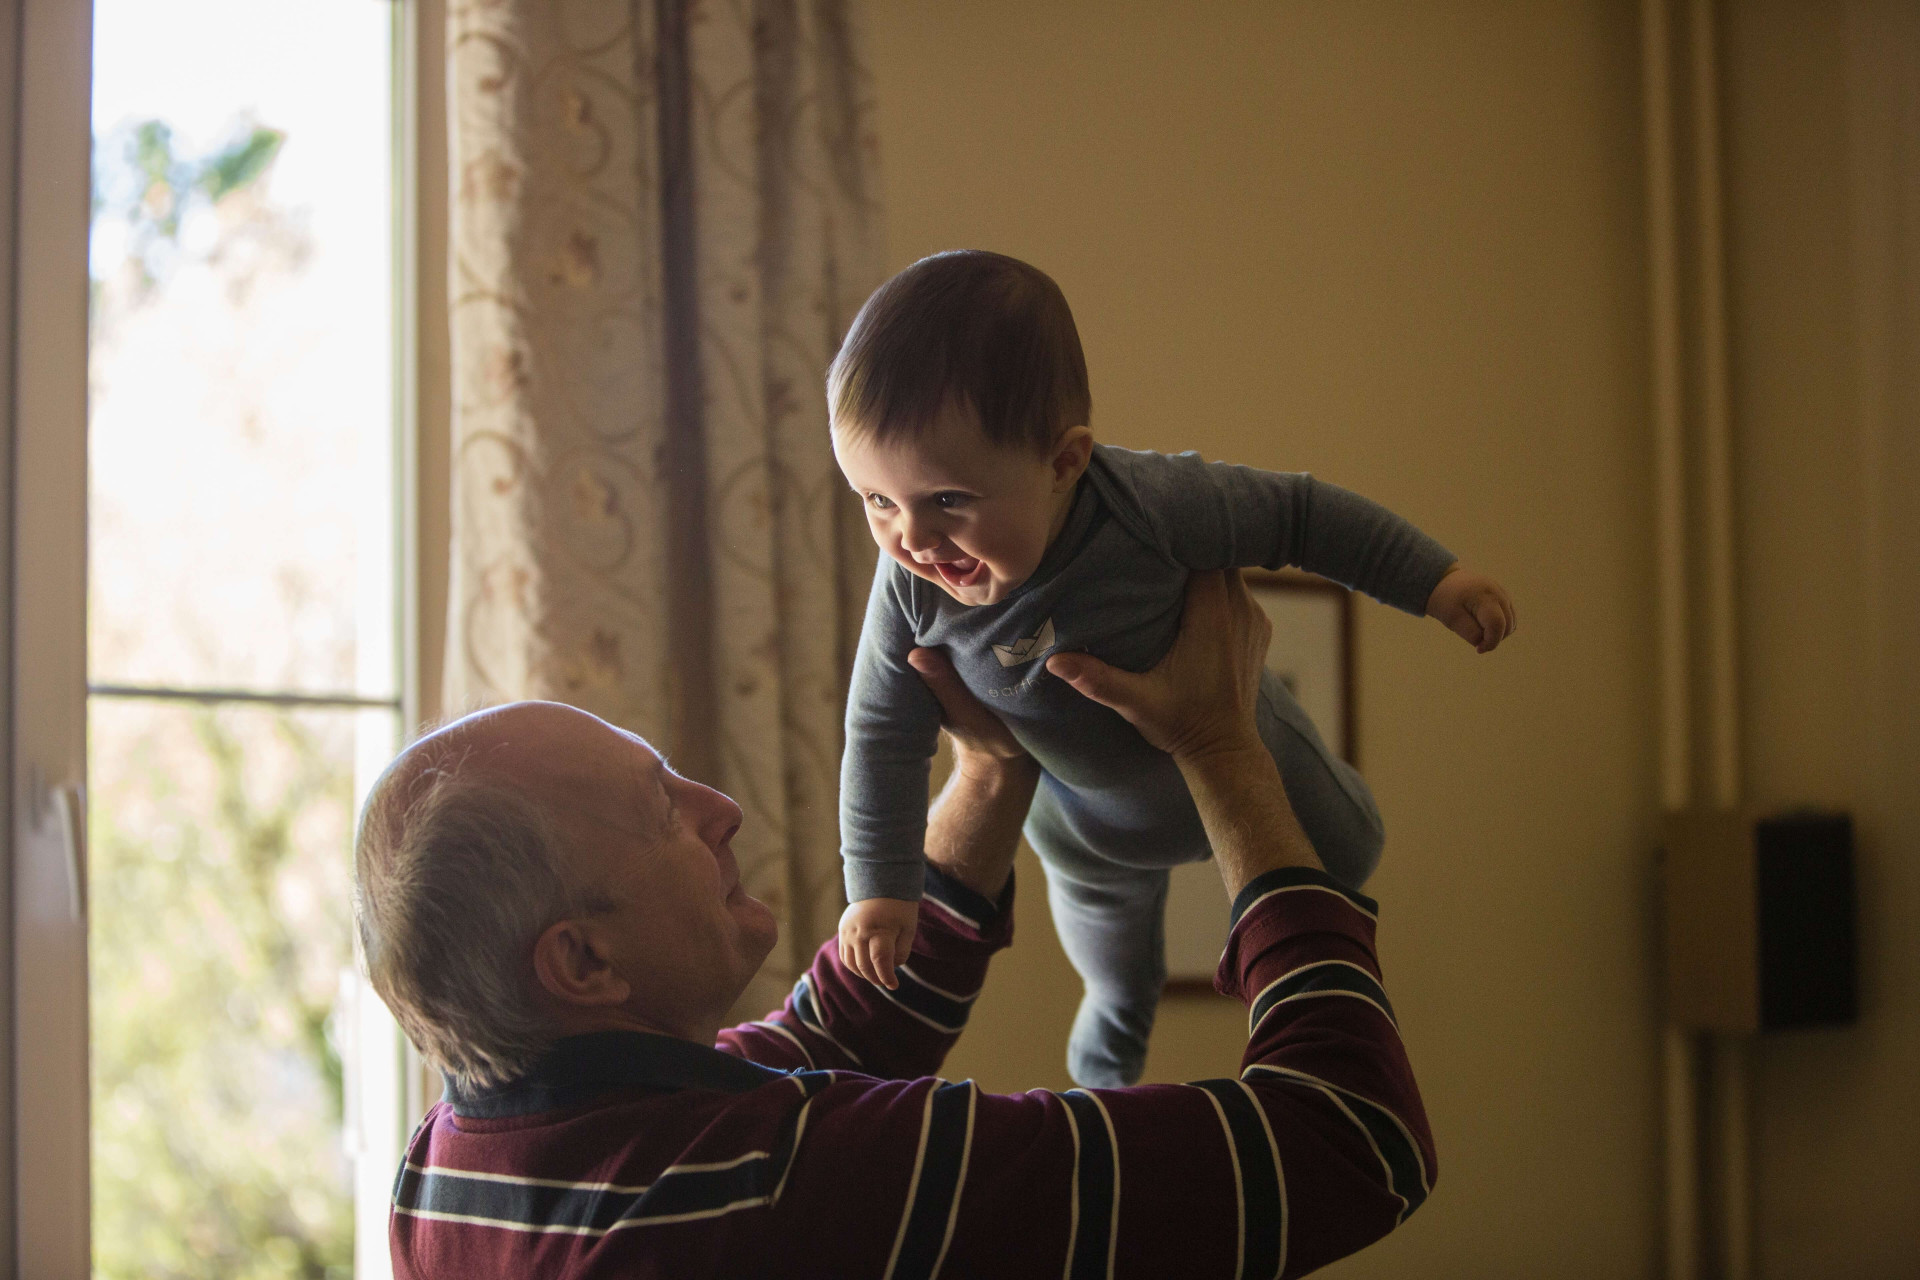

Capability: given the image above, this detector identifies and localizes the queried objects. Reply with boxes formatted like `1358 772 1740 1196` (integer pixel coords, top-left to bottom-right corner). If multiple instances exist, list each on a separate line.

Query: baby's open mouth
931 556 987 589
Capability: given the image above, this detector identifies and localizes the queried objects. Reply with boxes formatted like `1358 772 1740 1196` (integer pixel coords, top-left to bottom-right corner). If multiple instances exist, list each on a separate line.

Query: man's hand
907 647 1029 770
839 897 920 990
1045 569 1271 762
1047 569 1320 894
1426 565 1518 654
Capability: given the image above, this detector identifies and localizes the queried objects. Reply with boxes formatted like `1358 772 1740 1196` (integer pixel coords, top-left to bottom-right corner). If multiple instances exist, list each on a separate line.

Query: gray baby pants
1024 671 1384 1088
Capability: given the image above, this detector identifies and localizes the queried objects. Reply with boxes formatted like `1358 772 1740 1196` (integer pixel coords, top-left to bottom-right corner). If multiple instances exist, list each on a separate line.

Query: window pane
89 698 392 1279
88 0 395 697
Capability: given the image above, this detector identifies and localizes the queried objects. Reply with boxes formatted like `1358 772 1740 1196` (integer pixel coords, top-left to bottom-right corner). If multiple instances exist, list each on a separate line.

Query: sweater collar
446 1029 786 1119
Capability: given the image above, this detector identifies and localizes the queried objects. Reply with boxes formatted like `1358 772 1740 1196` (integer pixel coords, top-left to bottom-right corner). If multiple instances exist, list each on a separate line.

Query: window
84 2 414 1274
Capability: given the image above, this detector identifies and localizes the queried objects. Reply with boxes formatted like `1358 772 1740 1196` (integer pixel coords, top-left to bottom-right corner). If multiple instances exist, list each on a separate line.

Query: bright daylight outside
87 2 399 1276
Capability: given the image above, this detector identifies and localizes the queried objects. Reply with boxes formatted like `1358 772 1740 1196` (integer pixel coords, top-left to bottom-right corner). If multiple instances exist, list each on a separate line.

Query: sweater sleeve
754 867 1436 1280
1104 447 1458 616
716 866 1012 1079
839 558 945 903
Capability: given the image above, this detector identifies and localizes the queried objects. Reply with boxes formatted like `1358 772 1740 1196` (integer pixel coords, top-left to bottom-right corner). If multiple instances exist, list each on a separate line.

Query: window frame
6 0 437 1271
9 0 95 1271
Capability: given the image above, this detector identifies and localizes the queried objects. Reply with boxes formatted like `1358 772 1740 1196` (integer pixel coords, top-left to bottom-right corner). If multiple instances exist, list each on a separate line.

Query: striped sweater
391 864 1435 1279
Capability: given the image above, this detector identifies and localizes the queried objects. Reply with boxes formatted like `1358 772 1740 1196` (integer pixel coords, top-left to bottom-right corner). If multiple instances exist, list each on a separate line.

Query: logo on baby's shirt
991 617 1056 668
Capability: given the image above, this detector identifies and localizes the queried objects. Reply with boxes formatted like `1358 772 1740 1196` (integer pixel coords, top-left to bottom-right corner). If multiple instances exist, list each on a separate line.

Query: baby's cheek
982 523 1041 569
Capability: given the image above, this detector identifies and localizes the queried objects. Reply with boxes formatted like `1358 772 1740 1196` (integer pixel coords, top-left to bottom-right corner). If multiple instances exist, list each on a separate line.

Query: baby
831 251 1515 1087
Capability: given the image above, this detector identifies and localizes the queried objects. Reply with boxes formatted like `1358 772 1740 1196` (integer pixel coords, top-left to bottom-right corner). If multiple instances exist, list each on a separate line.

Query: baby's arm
1122 449 1515 650
839 561 944 984
840 641 1036 990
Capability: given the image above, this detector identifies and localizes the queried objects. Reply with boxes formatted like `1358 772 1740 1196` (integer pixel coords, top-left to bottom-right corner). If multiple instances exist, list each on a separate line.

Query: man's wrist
1174 733 1322 896
926 751 1038 899
952 749 1038 787
1169 730 1270 783
924 844 1017 900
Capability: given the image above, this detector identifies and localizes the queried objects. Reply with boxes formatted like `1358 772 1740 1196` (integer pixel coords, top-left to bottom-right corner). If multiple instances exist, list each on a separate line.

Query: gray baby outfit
841 445 1455 1086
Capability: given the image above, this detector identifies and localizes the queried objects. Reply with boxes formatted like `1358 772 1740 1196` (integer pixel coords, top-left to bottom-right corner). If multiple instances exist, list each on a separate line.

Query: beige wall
1722 2 1920 1275
869 2 1918 1276
869 3 1662 1276
389 1 1914 1271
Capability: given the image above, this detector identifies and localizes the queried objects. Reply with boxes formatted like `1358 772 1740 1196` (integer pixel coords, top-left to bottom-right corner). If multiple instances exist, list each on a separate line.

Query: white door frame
8 0 94 1274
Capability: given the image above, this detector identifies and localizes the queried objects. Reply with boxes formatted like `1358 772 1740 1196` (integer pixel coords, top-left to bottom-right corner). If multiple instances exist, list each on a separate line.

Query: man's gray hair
353 752 586 1094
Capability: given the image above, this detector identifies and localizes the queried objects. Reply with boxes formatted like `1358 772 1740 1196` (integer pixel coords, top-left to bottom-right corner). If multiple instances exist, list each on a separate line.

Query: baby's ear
1049 426 1095 490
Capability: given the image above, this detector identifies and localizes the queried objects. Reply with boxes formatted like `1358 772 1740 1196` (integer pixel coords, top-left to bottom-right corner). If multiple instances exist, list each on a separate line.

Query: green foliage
130 120 190 240
198 127 287 204
89 702 355 1280
92 117 287 286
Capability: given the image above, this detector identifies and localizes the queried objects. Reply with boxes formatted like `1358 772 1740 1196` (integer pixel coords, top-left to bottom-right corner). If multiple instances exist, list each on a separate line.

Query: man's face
833 402 1076 607
575 728 779 1034
487 704 778 1037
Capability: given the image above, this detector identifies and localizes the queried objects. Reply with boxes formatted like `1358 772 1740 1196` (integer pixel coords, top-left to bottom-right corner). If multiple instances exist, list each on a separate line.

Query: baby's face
833 403 1084 607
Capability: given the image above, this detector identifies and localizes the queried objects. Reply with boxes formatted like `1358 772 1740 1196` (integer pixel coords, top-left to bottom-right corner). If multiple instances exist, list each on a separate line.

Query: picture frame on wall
1162 569 1357 993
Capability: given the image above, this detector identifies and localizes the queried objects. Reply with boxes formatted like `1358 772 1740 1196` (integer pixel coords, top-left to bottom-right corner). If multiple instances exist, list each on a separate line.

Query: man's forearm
924 751 1040 899
1175 736 1322 898
746 875 1431 1279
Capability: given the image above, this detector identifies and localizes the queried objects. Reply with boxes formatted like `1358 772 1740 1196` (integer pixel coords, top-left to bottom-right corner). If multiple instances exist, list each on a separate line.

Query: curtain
444 0 883 1013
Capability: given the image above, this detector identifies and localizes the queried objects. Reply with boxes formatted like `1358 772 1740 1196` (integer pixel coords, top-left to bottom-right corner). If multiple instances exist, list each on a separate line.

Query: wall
866 3 1662 1276
1722 2 1920 1275
384 1 1914 1271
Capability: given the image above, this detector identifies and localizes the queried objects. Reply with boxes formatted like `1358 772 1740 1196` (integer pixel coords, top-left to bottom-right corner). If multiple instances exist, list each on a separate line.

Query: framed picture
1162 570 1356 992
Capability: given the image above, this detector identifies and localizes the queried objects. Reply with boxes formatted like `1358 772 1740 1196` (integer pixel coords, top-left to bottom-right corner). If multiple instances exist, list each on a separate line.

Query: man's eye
867 493 895 510
934 492 971 509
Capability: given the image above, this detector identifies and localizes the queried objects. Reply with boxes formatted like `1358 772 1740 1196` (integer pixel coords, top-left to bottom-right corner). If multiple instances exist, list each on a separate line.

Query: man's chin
731 889 780 958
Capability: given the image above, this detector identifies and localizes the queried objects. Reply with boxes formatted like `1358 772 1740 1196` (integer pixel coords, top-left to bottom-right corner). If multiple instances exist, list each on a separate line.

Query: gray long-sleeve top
840 445 1457 903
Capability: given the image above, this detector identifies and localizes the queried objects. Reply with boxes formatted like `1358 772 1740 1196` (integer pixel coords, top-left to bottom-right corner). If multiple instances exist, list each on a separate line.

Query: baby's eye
866 493 895 510
933 492 972 510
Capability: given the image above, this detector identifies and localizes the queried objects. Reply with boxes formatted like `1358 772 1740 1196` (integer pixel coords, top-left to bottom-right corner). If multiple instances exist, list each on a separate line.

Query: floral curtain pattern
445 0 883 1013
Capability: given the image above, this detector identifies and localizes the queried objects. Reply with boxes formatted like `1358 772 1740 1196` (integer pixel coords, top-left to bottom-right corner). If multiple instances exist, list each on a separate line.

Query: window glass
89 699 376 1277
87 3 401 1275
89 0 395 698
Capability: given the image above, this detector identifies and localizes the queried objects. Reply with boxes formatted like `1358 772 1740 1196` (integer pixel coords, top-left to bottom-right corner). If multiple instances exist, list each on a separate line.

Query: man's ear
1049 426 1094 492
532 918 632 1008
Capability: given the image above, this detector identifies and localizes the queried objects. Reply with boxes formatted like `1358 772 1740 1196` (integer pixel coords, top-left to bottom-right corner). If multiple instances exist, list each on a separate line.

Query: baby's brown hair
828 250 1091 453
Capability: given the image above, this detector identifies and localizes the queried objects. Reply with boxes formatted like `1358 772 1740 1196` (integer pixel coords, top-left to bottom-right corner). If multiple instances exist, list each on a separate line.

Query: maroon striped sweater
391 864 1435 1279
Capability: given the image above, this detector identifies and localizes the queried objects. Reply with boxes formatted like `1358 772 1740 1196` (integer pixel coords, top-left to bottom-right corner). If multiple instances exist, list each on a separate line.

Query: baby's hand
838 897 920 990
1426 566 1518 654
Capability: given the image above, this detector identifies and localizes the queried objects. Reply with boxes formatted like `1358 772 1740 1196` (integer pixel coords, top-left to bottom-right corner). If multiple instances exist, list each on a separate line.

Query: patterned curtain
444 0 883 1014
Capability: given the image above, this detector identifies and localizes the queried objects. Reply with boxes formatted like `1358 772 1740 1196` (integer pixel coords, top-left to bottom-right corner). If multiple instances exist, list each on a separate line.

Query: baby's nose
899 517 943 554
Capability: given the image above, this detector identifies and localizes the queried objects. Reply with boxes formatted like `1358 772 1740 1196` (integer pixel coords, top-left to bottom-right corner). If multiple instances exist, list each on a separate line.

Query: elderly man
356 570 1434 1279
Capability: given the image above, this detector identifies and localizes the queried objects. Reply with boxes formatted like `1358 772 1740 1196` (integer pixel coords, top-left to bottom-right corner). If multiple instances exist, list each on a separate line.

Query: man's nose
691 781 744 847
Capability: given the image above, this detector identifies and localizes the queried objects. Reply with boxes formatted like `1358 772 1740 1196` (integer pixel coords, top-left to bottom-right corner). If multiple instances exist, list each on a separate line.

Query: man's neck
543 1004 721 1049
